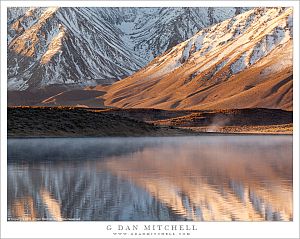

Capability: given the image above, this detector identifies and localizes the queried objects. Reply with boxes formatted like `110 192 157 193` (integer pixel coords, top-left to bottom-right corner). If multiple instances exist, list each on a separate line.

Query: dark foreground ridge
8 107 194 137
8 107 293 137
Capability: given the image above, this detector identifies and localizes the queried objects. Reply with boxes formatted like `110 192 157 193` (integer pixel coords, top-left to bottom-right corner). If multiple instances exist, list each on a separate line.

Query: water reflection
7 136 292 221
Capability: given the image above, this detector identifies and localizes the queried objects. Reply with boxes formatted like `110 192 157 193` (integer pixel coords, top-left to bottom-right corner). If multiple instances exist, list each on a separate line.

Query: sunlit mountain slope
104 7 293 110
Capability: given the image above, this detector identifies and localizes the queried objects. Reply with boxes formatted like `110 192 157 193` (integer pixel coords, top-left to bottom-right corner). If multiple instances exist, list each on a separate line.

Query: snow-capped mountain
7 7 248 91
104 7 293 110
116 7 249 61
7 7 145 90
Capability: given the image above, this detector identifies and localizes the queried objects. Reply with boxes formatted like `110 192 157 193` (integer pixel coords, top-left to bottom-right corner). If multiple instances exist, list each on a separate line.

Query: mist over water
7 136 292 221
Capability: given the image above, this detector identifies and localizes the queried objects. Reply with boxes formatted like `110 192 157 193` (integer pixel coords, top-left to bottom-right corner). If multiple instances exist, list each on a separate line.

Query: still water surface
7 136 292 221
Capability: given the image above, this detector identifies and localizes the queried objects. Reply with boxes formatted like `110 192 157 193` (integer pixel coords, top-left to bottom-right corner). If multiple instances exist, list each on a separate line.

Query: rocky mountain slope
7 7 248 91
7 7 144 90
104 7 293 111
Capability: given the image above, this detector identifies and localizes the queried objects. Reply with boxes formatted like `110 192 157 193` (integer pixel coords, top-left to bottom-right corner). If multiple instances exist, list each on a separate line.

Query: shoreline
7 132 293 139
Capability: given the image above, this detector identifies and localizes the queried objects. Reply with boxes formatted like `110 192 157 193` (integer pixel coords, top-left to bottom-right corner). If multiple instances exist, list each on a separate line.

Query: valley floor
8 107 292 137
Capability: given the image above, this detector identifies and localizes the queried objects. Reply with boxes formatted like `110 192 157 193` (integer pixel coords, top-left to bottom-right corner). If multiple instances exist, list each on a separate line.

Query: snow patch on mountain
41 25 66 64
231 53 248 74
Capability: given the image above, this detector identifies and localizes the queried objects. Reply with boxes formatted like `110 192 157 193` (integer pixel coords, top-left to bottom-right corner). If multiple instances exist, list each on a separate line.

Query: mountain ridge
7 7 249 90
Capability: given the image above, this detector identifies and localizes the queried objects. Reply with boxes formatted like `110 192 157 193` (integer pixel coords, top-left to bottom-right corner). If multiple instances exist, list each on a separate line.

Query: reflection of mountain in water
103 137 292 221
8 162 183 221
8 136 292 221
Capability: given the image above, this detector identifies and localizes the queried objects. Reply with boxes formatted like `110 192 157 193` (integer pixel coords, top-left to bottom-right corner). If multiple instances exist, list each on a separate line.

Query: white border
1 1 299 238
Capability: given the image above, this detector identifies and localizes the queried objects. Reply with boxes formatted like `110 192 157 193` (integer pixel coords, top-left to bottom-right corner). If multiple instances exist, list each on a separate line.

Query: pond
7 136 293 221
